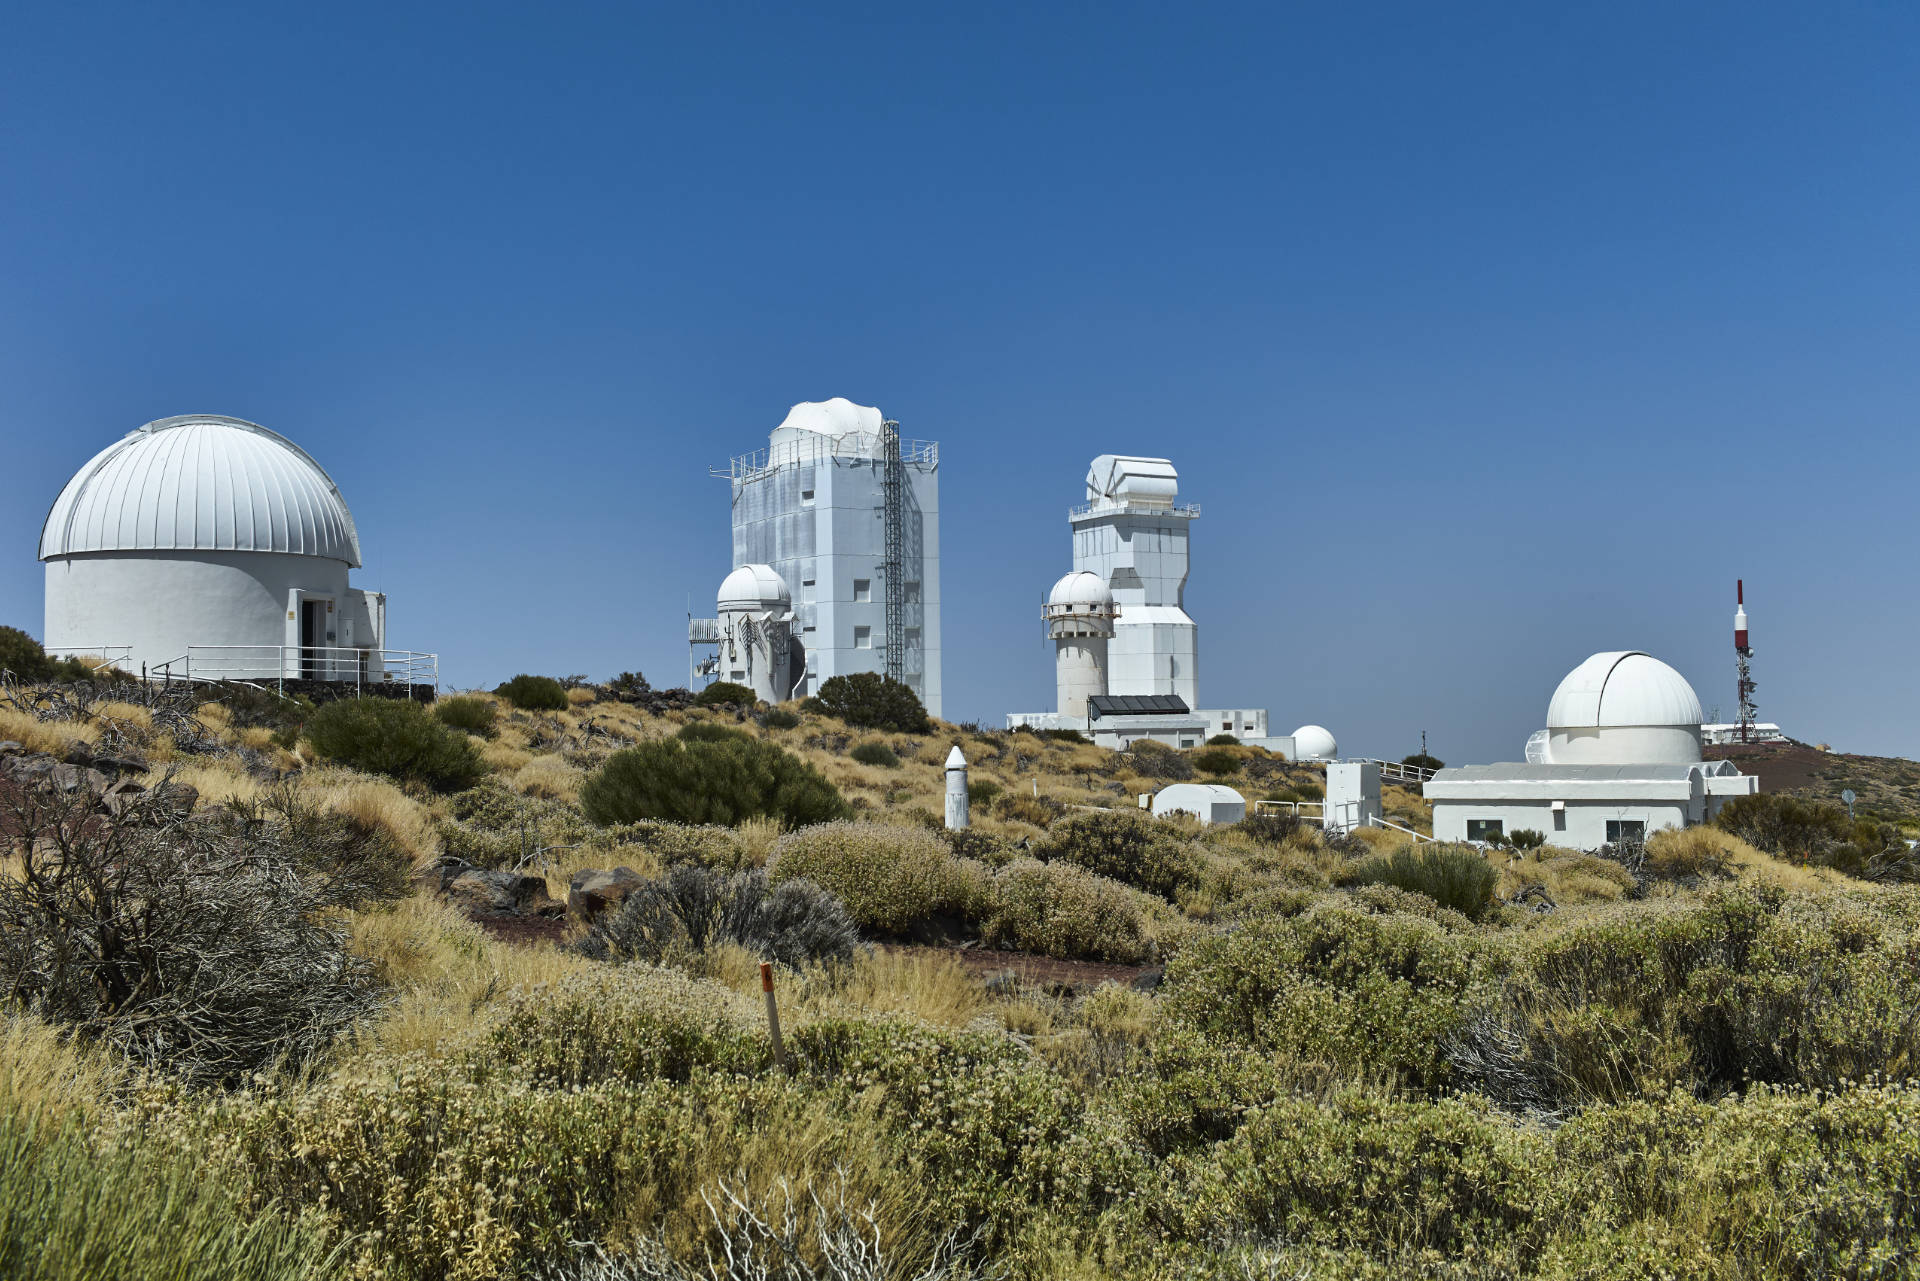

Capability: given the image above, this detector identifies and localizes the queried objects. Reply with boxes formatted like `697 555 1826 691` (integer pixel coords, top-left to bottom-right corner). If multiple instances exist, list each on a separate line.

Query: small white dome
718 564 791 612
1547 652 1703 730
40 415 361 566
774 397 883 438
1292 725 1338 760
1048 570 1114 609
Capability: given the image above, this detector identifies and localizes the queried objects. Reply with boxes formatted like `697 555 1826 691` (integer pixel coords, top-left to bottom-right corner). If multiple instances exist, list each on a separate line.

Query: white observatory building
1009 455 1280 750
708 564 798 704
38 414 433 690
1427 651 1758 850
696 399 941 716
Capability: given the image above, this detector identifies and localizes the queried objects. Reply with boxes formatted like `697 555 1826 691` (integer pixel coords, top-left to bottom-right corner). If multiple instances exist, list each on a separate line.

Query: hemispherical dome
718 564 791 612
1546 652 1703 730
768 398 885 462
1048 570 1113 609
40 415 361 566
1291 725 1338 760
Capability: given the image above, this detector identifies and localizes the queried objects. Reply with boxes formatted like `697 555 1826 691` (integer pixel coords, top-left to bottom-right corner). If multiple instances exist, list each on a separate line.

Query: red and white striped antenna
1734 579 1757 743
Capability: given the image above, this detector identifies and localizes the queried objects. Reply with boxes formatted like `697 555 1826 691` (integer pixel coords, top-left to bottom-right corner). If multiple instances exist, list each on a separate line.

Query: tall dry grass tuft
0 1014 126 1122
0 708 97 757
306 772 443 866
511 755 584 802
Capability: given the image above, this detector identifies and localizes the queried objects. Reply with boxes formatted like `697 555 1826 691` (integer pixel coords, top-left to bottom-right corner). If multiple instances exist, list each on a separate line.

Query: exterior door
301 601 326 679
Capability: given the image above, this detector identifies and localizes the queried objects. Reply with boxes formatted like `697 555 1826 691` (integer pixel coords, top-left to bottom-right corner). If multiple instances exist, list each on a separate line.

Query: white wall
1071 512 1198 708
1548 724 1703 765
45 550 349 676
1054 635 1107 718
1325 761 1382 834
1432 799 1694 850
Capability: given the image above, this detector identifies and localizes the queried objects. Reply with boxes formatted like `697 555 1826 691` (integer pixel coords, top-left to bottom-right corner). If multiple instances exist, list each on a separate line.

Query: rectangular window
1465 819 1505 842
853 578 871 602
853 626 872 649
1606 820 1647 846
905 628 920 648
904 581 921 603
800 489 815 505
801 577 815 602
1179 738 1196 748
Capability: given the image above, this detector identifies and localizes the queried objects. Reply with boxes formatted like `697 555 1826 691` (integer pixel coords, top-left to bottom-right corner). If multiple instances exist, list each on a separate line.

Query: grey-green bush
576 865 859 968
1342 845 1498 921
580 736 848 828
814 673 930 733
433 695 498 737
695 681 756 707
982 859 1152 963
302 697 484 792
1034 807 1203 901
850 741 900 768
769 821 982 935
494 674 570 710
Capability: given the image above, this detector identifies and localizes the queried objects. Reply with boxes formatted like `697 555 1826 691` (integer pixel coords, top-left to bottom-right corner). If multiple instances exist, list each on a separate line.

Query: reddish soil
1703 742 1831 792
885 943 1155 990
468 911 569 947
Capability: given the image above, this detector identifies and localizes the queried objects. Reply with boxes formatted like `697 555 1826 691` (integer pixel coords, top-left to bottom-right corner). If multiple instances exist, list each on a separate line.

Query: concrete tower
714 399 941 717
1070 455 1198 708
715 564 797 704
1045 570 1118 718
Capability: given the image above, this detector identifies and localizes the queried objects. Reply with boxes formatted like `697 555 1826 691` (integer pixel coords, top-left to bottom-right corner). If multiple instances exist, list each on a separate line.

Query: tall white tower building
1045 571 1117 718
1070 456 1199 708
701 399 942 717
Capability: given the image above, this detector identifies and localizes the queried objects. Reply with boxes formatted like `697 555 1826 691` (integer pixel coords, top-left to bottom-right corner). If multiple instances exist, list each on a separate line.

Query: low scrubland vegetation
5 655 1920 1279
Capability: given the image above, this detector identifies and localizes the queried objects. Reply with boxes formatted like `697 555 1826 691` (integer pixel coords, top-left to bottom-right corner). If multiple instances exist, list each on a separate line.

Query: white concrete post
944 745 970 830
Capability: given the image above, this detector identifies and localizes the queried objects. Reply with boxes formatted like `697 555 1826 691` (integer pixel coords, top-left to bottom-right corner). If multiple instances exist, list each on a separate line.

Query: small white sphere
1291 725 1338 760
717 564 791 612
1047 570 1113 610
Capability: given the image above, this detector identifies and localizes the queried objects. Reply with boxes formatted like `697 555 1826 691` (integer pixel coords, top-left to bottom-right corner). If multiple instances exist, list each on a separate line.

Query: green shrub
1508 828 1545 850
576 865 859 968
0 1107 339 1281
814 673 930 733
303 697 484 791
1124 740 1195 781
676 720 750 743
1343 846 1498 921
798 696 829 716
615 820 747 872
0 625 52 681
1160 907 1493 1092
1401 752 1445 772
1188 748 1242 778
580 737 847 828
763 707 801 730
1715 791 1914 878
1034 807 1204 900
695 680 756 708
493 674 569 711
1294 780 1324 801
967 779 1003 806
1206 733 1240 747
768 821 982 935
983 858 1152 963
433 695 497 737
850 740 900 769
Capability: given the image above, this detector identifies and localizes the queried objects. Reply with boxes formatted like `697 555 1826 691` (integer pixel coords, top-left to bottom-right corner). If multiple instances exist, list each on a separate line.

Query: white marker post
945 744 970 830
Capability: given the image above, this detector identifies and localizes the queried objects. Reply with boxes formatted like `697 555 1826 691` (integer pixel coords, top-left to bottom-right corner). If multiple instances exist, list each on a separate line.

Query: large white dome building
39 415 421 687
1543 651 1704 766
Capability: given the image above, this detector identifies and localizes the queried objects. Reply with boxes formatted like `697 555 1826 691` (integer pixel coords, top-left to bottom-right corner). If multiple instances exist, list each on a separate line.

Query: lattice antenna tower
1735 578 1758 744
881 419 906 685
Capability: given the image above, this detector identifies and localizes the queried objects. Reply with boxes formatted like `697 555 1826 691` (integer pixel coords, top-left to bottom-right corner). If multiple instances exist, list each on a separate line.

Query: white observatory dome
1048 570 1114 610
1291 725 1338 761
718 564 792 613
1544 651 1703 765
768 398 885 463
40 415 361 567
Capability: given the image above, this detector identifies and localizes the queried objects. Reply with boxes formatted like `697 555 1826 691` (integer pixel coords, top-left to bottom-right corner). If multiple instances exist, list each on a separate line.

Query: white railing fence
150 645 438 692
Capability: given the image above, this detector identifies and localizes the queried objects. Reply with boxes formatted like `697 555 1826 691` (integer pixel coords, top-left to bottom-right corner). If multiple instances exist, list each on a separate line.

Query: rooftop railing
150 645 438 693
712 435 939 481
1068 499 1201 520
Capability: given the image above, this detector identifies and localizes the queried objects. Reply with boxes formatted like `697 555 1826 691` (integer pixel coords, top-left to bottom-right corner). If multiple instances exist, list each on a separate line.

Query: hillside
4 669 1918 1281
1706 739 1920 827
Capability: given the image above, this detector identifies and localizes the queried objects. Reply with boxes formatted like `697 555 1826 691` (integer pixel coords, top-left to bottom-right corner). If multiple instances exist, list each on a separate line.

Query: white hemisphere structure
715 564 798 704
39 415 409 684
1543 651 1703 765
1045 570 1119 718
1291 724 1339 761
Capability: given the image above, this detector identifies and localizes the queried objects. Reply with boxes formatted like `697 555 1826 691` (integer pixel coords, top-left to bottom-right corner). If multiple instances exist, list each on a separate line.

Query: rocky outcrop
567 866 644 923
432 856 563 918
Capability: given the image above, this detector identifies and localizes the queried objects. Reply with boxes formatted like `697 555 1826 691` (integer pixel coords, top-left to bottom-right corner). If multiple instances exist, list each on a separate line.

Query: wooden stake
760 961 790 1076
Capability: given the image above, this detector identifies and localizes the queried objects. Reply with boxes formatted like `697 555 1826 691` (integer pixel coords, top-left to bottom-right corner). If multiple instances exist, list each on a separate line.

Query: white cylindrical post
944 744 970 830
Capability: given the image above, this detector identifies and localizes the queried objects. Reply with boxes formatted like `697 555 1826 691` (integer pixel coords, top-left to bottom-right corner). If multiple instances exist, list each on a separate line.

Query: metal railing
46 646 133 672
712 435 939 481
1352 757 1441 784
1068 499 1202 520
150 645 438 692
1253 800 1325 822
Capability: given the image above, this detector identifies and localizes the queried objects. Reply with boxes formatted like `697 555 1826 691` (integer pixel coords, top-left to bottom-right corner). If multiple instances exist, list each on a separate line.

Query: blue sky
3 2 1917 764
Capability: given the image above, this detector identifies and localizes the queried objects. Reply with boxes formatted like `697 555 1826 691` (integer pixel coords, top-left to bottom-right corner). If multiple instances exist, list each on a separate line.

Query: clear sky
4 2 1917 764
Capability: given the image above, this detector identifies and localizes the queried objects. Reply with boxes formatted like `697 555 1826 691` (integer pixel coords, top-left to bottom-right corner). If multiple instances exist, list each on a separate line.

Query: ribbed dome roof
1291 725 1338 760
1048 570 1114 609
1546 652 1703 730
40 416 361 566
718 564 792 612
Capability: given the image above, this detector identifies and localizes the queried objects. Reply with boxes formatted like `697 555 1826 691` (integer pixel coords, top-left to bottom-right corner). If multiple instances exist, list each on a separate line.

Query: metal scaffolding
881 419 905 685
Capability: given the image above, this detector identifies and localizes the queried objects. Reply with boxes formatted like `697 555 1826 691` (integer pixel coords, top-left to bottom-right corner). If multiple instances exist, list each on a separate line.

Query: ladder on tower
881 419 905 685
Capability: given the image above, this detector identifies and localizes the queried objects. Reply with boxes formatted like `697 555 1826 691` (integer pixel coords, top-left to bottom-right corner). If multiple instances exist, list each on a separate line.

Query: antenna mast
1735 579 1757 744
881 419 905 685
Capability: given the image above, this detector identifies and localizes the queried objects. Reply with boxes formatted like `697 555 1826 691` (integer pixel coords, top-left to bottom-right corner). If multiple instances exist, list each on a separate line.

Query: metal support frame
881 418 905 686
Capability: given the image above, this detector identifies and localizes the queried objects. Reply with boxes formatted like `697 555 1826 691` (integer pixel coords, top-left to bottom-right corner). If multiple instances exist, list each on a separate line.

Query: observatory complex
1007 455 1326 753
1427 650 1758 850
692 399 941 717
38 414 433 690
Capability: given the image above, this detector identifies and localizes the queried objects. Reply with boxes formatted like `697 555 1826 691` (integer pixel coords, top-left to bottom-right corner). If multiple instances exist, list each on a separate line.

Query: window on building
1465 819 1505 842
853 578 871 602
1222 720 1232 730
853 626 871 649
1179 738 1196 748
905 628 920 648
1606 820 1647 846
904 581 921 603
800 489 815 505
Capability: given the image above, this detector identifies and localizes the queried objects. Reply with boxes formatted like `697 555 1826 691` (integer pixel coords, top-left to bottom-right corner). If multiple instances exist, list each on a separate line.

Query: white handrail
152 645 437 693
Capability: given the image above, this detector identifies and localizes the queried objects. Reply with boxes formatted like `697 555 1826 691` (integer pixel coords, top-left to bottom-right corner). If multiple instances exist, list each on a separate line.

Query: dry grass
564 687 597 707
480 741 534 773
161 757 266 807
0 1013 127 1121
0 708 97 757
509 755 583 802
306 771 442 865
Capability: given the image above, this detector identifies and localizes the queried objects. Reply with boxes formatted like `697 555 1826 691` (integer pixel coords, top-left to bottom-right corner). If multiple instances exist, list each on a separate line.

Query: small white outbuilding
39 414 429 688
1151 783 1246 826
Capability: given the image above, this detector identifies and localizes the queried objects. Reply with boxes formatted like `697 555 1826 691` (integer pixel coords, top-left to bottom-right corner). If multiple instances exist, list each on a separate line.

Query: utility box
1324 761 1381 835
